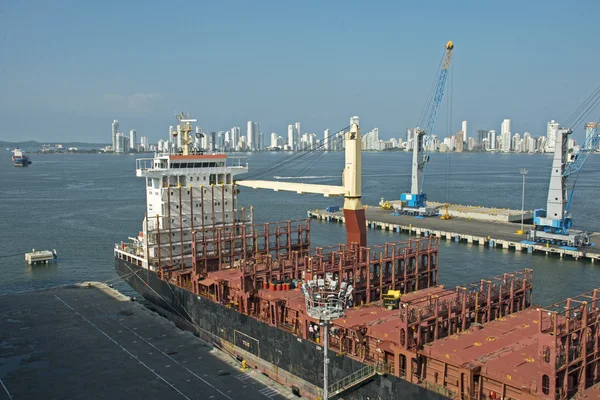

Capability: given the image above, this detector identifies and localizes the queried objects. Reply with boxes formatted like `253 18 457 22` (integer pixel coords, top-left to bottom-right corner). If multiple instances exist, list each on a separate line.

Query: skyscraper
584 122 600 150
294 122 301 145
140 136 149 151
287 125 295 150
115 132 124 153
500 119 511 152
111 120 119 151
455 131 464 152
488 130 497 151
546 120 559 153
476 130 488 150
129 129 137 151
247 121 255 150
461 121 467 146
324 129 330 150
350 116 359 127
231 127 240 151
501 119 511 137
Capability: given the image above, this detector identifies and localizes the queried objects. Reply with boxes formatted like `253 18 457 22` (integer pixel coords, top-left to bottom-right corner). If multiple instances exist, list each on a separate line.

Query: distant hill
0 140 109 149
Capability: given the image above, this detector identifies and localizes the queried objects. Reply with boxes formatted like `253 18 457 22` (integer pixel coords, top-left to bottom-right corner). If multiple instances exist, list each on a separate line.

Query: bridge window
542 374 550 395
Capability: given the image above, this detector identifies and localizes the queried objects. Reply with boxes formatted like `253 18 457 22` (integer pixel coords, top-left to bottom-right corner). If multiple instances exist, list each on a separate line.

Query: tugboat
12 148 33 167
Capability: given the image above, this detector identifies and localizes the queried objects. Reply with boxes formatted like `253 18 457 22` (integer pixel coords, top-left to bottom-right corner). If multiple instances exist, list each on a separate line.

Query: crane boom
424 41 454 139
563 125 600 176
396 41 454 217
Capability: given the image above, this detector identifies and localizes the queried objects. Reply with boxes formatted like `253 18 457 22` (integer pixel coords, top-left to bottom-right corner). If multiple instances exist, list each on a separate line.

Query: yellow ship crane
176 112 196 156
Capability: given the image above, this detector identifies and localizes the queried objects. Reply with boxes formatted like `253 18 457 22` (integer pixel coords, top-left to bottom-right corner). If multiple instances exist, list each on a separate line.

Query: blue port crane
397 41 454 216
529 124 600 247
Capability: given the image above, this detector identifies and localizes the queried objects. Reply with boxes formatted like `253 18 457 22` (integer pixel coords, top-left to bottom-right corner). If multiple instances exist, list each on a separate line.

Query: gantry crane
528 125 599 247
396 41 454 217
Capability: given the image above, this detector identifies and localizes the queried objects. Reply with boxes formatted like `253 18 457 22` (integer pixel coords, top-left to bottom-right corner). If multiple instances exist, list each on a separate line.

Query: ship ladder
327 363 386 398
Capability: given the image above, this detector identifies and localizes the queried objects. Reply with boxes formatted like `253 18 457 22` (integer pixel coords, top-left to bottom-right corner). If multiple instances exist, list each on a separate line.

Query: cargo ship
116 115 600 399
12 148 32 166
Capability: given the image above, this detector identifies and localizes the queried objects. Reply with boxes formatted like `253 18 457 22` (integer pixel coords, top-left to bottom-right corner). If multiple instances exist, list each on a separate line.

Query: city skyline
105 114 596 154
2 2 599 143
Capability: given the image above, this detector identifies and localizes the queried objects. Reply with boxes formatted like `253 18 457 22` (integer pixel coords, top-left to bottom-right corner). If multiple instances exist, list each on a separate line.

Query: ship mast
176 112 197 155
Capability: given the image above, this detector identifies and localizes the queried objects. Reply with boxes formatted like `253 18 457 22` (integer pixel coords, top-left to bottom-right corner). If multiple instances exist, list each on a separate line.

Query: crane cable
445 63 455 204
563 82 600 129
419 48 453 192
292 133 347 180
242 126 350 180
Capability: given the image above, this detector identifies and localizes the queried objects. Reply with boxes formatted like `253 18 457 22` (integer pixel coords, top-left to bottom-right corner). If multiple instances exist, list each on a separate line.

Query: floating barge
25 249 57 265
115 117 600 399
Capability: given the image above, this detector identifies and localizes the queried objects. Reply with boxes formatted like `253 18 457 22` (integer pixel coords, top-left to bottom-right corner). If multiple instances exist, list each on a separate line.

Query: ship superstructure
115 115 254 272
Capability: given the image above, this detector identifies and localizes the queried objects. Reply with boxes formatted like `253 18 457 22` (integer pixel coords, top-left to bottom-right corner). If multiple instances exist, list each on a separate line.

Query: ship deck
422 308 541 390
0 283 298 400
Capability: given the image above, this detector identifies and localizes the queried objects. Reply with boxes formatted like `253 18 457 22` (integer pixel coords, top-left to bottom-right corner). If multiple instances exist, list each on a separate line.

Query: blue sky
1 0 599 143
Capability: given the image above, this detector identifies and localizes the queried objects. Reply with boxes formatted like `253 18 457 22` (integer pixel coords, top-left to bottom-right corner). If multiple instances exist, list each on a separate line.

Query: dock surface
309 207 600 262
0 283 296 400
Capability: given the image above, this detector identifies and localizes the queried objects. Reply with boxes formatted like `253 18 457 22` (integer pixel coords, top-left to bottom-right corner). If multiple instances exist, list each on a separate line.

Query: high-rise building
467 137 475 151
129 129 137 151
115 132 124 153
287 125 295 150
488 130 497 151
477 130 488 150
324 129 330 150
294 122 301 144
546 120 559 153
455 131 464 152
584 122 600 150
350 116 359 127
140 136 149 151
246 121 255 151
406 128 415 151
231 127 240 151
512 133 521 152
461 121 467 146
111 120 119 151
258 132 264 151
501 119 511 137
500 119 511 152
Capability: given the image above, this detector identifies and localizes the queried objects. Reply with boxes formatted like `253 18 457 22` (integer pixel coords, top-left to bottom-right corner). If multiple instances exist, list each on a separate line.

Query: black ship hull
115 258 447 400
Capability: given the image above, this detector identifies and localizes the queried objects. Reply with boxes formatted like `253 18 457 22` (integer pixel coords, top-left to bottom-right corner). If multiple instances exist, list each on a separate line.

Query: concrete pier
385 200 534 223
309 206 600 263
0 283 297 400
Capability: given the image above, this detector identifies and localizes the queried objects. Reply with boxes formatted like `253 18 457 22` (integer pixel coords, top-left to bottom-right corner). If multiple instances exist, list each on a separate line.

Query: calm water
1 150 599 306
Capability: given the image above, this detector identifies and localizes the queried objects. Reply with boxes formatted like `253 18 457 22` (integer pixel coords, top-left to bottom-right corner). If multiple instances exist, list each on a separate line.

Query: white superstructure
115 115 249 270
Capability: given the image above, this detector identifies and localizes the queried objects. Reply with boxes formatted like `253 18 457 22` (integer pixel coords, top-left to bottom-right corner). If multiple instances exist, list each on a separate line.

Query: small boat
12 148 33 167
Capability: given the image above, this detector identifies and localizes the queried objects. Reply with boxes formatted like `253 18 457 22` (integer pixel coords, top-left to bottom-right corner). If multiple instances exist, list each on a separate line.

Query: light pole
519 168 528 234
301 277 352 400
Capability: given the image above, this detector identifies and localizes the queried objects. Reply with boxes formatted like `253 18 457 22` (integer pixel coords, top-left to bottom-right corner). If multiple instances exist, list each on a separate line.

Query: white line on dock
81 298 234 400
54 295 193 400
0 377 14 400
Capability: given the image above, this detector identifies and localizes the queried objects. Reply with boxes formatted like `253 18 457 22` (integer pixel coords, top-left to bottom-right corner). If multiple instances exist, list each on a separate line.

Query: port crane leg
343 123 367 247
